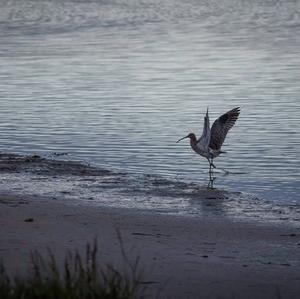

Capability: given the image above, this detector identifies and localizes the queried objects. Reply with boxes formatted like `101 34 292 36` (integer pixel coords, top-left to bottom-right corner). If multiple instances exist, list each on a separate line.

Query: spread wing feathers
201 108 211 140
209 107 240 151
197 108 211 149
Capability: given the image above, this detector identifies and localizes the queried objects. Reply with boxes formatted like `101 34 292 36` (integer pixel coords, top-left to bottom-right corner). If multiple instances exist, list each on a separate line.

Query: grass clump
0 239 145 299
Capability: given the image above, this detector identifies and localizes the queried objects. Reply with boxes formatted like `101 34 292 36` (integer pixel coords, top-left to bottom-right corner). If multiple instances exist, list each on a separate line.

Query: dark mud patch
0 153 111 176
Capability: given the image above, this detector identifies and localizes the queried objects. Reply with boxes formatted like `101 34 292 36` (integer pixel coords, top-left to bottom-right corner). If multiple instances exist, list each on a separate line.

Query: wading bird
176 107 240 183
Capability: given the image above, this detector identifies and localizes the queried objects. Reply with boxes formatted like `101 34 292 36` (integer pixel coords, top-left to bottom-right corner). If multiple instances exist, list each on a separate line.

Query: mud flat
1 191 300 299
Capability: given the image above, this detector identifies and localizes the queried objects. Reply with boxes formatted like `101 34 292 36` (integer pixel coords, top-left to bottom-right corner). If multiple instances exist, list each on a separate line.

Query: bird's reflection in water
208 169 216 189
189 183 229 217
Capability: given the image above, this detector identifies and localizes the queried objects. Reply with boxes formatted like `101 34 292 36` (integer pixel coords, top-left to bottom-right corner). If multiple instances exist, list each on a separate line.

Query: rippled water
0 0 299 203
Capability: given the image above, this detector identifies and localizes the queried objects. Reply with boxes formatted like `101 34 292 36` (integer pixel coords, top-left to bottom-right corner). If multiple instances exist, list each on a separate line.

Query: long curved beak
176 135 188 143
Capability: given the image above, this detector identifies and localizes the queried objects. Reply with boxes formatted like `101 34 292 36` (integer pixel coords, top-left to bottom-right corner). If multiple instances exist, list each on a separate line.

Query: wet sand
1 192 300 299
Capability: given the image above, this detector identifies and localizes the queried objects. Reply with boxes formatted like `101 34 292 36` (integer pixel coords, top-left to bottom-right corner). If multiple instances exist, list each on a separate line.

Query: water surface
0 0 299 204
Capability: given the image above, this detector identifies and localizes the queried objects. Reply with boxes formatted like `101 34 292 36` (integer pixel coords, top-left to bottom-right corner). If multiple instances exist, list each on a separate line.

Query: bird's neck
189 134 197 145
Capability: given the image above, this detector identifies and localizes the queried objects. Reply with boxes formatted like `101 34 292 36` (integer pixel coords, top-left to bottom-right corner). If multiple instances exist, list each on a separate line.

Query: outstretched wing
197 107 210 145
209 107 240 151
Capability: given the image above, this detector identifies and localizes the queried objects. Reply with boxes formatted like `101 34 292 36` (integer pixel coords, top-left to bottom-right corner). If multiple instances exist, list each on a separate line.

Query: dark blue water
0 0 299 204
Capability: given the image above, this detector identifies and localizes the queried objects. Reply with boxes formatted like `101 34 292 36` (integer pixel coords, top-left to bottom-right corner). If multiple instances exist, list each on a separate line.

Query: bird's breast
191 142 209 158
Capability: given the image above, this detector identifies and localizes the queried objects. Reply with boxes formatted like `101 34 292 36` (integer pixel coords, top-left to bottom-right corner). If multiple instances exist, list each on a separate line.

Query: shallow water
1 153 299 225
0 0 299 205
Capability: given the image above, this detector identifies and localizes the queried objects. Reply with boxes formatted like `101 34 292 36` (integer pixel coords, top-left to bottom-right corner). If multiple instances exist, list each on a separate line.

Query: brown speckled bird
176 107 240 173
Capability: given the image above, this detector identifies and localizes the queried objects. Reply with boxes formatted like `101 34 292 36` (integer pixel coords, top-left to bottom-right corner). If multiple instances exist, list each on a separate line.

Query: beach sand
1 192 300 299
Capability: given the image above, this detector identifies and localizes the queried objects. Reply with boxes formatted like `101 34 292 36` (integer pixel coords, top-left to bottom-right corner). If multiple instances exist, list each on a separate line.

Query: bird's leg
211 157 216 169
207 158 212 174
207 156 215 172
210 159 213 175
207 157 213 187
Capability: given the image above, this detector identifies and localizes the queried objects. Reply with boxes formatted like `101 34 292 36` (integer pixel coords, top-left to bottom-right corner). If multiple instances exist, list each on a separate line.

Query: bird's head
176 133 196 143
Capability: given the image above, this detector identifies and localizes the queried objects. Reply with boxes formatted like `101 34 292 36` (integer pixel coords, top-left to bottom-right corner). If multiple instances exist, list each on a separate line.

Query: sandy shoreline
1 192 300 299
